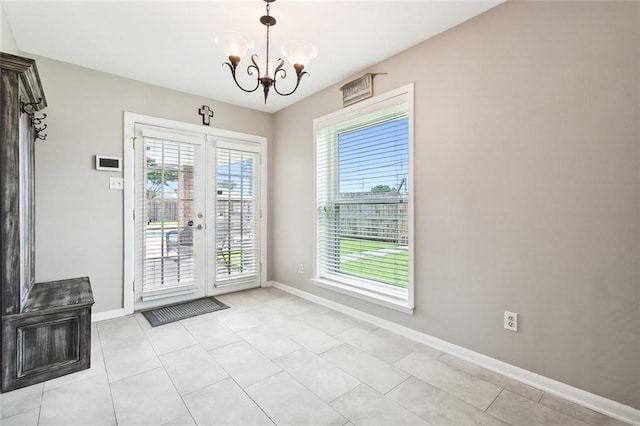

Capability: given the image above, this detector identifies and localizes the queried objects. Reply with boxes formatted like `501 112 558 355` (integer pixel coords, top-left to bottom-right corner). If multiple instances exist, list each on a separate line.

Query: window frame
313 83 415 314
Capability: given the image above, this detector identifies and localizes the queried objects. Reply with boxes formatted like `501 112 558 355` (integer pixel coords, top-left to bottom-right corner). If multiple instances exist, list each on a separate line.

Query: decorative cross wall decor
199 105 214 125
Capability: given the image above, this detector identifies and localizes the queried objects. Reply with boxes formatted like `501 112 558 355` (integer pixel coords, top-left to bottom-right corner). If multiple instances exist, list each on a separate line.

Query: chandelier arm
273 69 309 97
248 54 263 78
273 58 287 79
222 60 260 93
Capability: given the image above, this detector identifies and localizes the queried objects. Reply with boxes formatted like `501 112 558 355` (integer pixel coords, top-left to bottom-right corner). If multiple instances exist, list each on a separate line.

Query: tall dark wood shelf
1 52 94 392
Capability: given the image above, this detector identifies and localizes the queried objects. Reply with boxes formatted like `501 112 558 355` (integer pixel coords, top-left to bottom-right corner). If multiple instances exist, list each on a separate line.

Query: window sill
312 277 414 315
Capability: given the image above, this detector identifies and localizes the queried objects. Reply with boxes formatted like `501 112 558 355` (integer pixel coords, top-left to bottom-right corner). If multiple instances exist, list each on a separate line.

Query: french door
132 123 262 310
208 141 261 295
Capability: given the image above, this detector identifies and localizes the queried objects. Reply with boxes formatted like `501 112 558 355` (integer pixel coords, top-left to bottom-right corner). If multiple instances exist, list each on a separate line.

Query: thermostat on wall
95 155 122 171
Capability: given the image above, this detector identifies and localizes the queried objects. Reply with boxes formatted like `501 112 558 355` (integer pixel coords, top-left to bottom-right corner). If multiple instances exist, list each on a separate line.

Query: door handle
196 224 204 230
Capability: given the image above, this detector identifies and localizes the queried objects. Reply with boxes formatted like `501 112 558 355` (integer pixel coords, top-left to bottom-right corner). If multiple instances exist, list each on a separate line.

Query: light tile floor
0 287 630 426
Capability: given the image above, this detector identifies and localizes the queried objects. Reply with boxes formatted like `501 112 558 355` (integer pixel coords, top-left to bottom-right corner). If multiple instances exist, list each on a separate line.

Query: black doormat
141 297 229 327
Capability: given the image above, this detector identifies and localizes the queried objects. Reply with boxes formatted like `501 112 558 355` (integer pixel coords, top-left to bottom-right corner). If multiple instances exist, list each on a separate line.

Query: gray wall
0 4 18 54
271 1 640 408
32 57 273 313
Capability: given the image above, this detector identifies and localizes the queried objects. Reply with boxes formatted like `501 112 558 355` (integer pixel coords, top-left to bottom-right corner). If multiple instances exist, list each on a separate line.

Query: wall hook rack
21 98 42 116
21 99 48 141
32 113 47 125
35 124 48 140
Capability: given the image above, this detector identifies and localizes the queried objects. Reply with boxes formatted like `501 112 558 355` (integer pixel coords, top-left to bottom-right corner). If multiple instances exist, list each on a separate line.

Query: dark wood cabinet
1 52 43 317
2 277 94 390
1 52 94 392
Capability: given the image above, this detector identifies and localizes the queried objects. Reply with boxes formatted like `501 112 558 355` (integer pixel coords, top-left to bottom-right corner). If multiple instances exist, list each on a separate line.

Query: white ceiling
3 0 503 113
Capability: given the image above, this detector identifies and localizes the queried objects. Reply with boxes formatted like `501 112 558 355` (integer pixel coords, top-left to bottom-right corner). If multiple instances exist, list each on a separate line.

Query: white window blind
137 136 198 296
215 148 259 287
315 86 413 310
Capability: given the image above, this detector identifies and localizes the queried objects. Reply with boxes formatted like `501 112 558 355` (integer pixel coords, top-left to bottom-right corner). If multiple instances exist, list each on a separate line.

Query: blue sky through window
216 158 254 196
338 117 408 194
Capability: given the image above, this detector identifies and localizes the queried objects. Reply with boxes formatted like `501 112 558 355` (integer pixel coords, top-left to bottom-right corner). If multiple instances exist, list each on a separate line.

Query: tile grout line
333 328 419 367
232 374 279 426
536 393 621 426
206 327 285 397
145 314 202 356
485 388 504 413
383 375 412 397
218 292 400 424
159 354 199 425
271 351 362 408
437 350 547 406
95 323 120 426
150 305 277 425
538 390 545 403
37 381 44 426
141 320 200 425
393 354 502 417
107 365 166 385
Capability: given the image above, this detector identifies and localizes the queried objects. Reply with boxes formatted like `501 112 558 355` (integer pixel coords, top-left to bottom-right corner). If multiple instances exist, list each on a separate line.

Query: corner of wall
1 4 19 55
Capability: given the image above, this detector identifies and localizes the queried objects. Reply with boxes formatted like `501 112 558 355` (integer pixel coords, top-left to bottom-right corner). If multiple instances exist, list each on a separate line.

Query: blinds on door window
215 148 259 287
316 101 410 298
136 133 199 297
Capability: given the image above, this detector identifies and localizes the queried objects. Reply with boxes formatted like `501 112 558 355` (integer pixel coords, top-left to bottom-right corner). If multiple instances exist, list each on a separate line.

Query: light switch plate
109 177 124 190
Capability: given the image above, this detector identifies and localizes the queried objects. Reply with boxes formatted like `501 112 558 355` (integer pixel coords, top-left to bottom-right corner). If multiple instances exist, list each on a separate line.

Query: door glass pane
215 148 258 285
142 138 197 293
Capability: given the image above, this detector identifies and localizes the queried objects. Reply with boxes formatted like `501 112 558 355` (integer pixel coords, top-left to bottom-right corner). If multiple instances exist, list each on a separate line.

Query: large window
314 84 414 313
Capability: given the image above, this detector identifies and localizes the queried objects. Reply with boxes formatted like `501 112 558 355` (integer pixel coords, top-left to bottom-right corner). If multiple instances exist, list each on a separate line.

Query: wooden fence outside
146 199 179 222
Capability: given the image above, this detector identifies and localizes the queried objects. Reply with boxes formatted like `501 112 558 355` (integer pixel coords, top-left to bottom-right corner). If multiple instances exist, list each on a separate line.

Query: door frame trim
123 112 268 315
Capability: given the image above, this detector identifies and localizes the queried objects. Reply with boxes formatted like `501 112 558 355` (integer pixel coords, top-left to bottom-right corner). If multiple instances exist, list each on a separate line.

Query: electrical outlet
504 311 518 332
298 263 304 274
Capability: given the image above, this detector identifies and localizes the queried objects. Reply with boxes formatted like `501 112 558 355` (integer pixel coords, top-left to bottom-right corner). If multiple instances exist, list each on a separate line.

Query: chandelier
215 0 317 103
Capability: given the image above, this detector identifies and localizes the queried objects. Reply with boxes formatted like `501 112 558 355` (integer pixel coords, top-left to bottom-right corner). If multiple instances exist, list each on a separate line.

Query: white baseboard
92 308 126 323
269 281 640 426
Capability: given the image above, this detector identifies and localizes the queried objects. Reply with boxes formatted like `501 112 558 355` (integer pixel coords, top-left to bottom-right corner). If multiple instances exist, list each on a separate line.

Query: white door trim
123 112 268 315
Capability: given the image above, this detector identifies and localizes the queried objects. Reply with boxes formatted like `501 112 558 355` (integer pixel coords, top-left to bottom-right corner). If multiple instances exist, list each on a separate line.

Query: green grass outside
217 250 242 270
339 238 408 288
340 251 409 288
340 238 398 255
148 221 178 227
